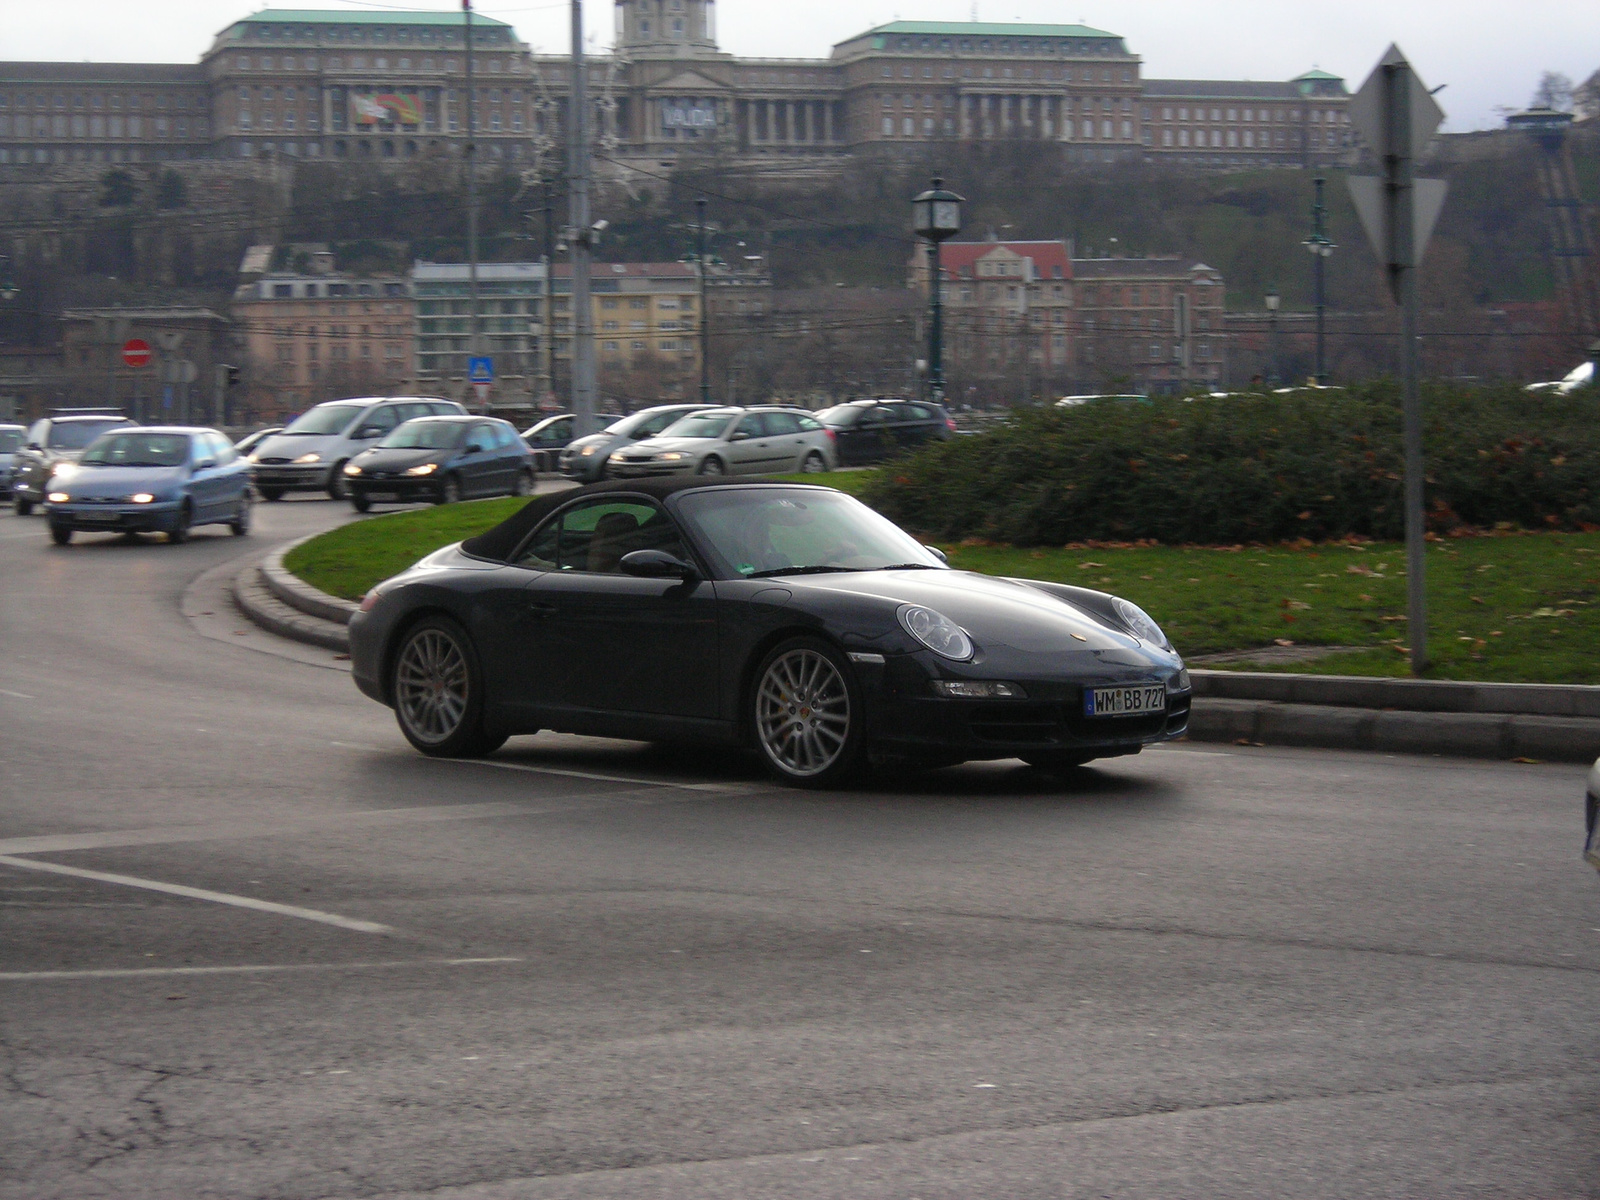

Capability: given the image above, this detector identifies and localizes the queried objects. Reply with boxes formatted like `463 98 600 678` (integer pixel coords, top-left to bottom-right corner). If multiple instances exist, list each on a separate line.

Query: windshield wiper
876 563 942 571
746 565 862 578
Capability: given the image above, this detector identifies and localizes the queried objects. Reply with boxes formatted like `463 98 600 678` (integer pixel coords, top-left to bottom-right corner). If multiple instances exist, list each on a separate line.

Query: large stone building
0 7 1352 170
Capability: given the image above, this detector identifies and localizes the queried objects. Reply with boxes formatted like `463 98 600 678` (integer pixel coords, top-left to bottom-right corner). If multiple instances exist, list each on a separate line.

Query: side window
905 404 934 420
762 412 801 436
859 407 888 428
357 406 399 438
734 415 764 440
879 404 910 422
636 411 674 437
516 498 687 574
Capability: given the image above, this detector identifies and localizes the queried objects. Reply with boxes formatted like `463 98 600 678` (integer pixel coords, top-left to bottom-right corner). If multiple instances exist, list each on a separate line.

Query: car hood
59 464 188 496
353 447 453 470
253 433 340 460
783 569 1178 675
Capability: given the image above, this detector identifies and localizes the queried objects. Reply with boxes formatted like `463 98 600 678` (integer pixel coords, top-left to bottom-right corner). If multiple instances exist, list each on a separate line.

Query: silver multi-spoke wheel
395 628 470 745
755 646 852 779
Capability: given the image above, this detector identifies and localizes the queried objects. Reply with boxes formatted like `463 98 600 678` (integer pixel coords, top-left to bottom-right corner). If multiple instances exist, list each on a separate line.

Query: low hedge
860 383 1600 545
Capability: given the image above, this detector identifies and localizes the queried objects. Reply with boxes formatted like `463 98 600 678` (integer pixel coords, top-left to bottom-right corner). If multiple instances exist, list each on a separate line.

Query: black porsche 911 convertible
348 478 1192 786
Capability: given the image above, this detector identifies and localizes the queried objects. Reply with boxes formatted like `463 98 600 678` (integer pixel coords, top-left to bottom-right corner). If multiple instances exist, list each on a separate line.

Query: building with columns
0 7 1351 169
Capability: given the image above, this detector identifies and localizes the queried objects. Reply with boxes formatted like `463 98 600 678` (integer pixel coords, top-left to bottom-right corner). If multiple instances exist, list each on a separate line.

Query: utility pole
1303 176 1336 384
1348 44 1448 676
568 0 597 435
696 197 711 403
464 0 483 411
544 177 557 404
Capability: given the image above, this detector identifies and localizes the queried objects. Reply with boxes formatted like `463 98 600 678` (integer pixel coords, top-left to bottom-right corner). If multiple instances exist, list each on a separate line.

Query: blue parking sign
467 356 494 384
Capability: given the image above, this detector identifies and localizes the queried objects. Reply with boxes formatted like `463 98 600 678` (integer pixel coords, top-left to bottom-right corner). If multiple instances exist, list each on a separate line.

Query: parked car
43 426 252 545
0 424 24 498
1057 394 1148 408
12 410 138 515
232 426 284 458
342 415 534 511
559 404 718 482
348 478 1191 786
1586 757 1600 875
607 406 836 478
1525 361 1594 396
816 399 956 465
521 413 576 470
248 397 466 501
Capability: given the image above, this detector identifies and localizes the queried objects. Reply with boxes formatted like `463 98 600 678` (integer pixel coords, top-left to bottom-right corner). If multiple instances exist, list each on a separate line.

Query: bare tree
1532 71 1575 111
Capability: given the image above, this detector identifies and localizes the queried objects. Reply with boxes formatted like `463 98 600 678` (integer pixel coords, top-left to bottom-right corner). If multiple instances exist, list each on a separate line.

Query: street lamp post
911 178 964 405
695 197 711 404
1301 176 1337 385
1264 285 1281 386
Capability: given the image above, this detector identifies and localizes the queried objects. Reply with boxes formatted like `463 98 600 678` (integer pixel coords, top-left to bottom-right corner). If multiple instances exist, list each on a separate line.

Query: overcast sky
9 0 1597 131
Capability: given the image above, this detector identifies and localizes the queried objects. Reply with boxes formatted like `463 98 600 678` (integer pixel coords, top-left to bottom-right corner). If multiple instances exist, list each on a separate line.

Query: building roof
230 9 512 28
60 307 228 323
1143 79 1308 100
1292 68 1344 82
856 20 1121 40
0 62 204 83
1070 257 1217 280
939 240 1074 279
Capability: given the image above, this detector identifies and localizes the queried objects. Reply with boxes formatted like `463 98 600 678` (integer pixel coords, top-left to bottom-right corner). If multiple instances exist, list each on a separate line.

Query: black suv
815 398 957 466
12 410 137 515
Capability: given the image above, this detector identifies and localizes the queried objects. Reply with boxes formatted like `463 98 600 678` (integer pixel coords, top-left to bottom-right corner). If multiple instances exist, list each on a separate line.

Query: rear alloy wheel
698 456 726 476
390 616 506 758
801 450 828 474
436 475 462 505
512 470 533 497
326 465 349 501
751 637 863 787
167 502 192 544
230 491 252 536
49 523 72 546
259 487 286 502
350 492 372 513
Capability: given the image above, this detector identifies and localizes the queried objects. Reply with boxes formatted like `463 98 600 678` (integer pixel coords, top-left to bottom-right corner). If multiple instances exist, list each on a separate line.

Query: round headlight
47 491 71 503
130 493 155 504
580 445 597 456
343 463 363 476
293 452 322 465
1113 597 1171 648
899 605 974 661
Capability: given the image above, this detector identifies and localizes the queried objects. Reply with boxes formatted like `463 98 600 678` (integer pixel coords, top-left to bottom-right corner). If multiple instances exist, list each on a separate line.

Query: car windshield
47 421 126 450
282 404 363 435
658 411 737 440
0 429 23 452
78 432 191 467
676 487 944 579
379 421 464 450
605 408 690 438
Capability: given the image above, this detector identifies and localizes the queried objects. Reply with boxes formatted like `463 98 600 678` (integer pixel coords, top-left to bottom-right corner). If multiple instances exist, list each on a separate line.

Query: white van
247 397 466 500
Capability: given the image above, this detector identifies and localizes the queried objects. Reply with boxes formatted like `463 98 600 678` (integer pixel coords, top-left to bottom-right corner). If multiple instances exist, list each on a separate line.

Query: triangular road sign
1349 175 1449 298
1349 44 1444 160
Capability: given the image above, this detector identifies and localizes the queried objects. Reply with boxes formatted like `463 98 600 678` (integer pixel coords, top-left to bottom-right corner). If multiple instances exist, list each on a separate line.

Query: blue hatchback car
44 426 253 545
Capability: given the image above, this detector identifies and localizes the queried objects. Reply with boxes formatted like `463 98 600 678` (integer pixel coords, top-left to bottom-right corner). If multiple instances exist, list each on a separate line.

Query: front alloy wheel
698 456 725 476
167 502 192 544
752 638 862 787
390 616 506 757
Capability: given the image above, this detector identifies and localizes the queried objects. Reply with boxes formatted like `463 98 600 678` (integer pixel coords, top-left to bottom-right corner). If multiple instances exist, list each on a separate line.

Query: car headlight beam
343 463 363 476
293 452 322 465
131 493 155 504
47 491 70 503
405 462 438 476
899 605 974 661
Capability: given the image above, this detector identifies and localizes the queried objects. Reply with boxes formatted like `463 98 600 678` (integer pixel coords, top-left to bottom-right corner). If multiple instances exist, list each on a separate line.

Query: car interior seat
586 511 641 573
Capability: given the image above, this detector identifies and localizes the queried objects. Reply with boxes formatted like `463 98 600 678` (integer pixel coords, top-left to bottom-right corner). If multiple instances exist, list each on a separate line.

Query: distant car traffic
342 415 534 511
43 426 252 545
0 424 23 498
348 478 1191 786
559 404 717 482
521 413 576 470
249 397 466 500
12 410 137 515
607 406 836 478
815 399 956 465
232 426 284 459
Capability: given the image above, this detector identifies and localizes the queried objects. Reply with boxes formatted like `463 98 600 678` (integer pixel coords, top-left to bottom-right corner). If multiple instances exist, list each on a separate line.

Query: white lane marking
0 855 395 934
0 956 522 983
0 688 36 699
463 756 757 795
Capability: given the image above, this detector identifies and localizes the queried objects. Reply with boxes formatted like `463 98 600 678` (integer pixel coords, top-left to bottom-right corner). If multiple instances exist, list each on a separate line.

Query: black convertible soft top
460 477 824 562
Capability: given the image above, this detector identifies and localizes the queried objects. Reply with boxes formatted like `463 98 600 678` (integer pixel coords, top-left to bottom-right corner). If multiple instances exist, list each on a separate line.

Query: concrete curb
260 536 360 625
1191 668 1600 718
233 559 350 652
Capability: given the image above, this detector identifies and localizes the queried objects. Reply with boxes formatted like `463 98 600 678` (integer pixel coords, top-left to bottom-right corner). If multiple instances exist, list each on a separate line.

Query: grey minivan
248 396 466 500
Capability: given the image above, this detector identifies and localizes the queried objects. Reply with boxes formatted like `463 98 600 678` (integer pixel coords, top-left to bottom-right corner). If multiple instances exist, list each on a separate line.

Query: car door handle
527 601 558 617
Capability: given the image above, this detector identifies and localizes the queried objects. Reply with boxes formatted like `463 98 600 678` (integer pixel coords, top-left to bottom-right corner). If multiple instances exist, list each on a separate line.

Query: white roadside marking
463 756 758 795
0 956 522 983
0 688 36 699
0 855 395 934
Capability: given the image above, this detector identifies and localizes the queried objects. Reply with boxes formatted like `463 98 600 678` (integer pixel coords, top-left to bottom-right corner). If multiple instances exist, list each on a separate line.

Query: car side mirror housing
358 428 383 439
619 549 699 581
924 544 948 564
27 442 41 451
196 459 218 471
465 443 483 455
730 431 750 442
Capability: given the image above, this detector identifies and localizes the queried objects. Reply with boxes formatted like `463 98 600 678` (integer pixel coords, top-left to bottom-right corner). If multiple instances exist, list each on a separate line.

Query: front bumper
559 452 606 481
46 499 183 533
252 463 333 490
607 459 695 478
347 476 441 502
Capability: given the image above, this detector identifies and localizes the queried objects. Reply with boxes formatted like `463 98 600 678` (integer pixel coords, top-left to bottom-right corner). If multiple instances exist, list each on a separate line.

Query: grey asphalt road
1 497 1596 1200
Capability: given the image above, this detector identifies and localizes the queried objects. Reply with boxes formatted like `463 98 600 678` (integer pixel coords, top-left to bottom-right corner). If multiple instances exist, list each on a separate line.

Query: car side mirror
196 459 217 471
730 431 750 442
924 545 948 564
465 443 483 455
358 428 383 439
619 549 699 581
27 442 41 451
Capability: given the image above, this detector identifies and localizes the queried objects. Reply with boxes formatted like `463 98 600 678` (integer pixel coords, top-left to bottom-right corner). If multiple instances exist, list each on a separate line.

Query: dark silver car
13 411 137 515
607 406 836 478
0 424 23 497
560 404 718 482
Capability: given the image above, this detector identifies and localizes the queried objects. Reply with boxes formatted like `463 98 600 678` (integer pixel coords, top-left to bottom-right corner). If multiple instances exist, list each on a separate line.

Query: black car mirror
26 442 41 451
924 545 948 564
465 443 483 455
619 549 699 581
196 459 218 471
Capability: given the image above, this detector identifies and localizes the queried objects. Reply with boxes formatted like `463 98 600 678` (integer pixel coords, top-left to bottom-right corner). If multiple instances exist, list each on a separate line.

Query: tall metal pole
1390 62 1427 674
927 238 944 403
543 177 557 403
568 0 596 434
464 0 482 411
1312 176 1328 384
696 197 710 403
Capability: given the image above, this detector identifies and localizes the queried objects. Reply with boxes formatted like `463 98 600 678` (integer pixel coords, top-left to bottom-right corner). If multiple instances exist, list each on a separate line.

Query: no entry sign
122 338 152 369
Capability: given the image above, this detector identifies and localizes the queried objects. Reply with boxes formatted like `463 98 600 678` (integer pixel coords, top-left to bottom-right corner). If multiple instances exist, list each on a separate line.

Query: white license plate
1084 684 1166 718
77 511 119 522
367 492 398 502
